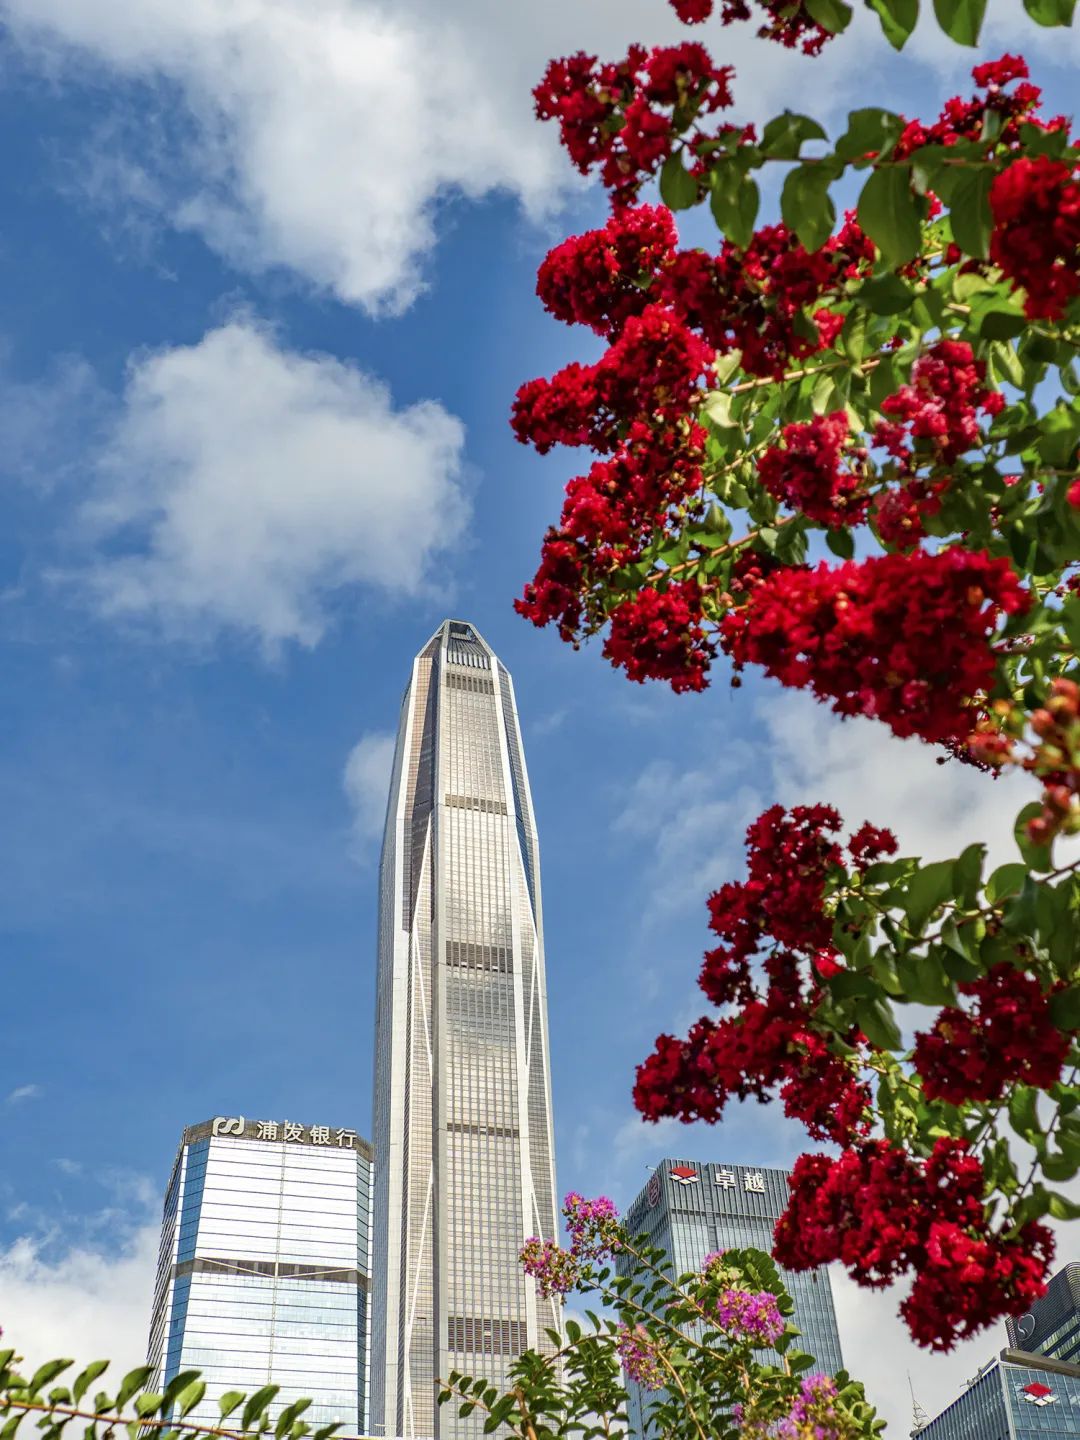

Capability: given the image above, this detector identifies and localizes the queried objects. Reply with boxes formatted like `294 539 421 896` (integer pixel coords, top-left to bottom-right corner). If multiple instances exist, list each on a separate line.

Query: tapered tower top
418 617 497 665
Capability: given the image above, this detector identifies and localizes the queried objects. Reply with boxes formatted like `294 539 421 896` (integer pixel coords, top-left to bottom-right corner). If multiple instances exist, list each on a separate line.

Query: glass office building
619 1158 844 1438
918 1351 1080 1440
1006 1262 1080 1365
370 620 560 1440
147 1116 372 1431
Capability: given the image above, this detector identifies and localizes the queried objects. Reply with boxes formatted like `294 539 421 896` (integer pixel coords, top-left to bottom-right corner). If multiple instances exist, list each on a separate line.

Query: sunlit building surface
918 1350 1080 1440
147 1116 372 1431
370 620 559 1440
619 1158 844 1438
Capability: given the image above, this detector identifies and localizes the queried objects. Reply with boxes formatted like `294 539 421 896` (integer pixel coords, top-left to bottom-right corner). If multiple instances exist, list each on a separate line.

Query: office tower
147 1116 372 1431
1006 1261 1080 1365
619 1158 844 1438
916 1350 1080 1439
370 619 559 1440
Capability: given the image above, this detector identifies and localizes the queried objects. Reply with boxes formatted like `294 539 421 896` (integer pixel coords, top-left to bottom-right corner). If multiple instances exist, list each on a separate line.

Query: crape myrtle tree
510 0 1080 1361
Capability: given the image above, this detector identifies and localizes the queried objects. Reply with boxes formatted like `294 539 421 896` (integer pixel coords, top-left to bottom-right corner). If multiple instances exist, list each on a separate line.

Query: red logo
1022 1383 1056 1407
669 1165 699 1186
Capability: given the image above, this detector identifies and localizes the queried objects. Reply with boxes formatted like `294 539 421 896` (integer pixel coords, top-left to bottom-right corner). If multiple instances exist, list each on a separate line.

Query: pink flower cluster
714 1287 785 1345
520 1192 622 1299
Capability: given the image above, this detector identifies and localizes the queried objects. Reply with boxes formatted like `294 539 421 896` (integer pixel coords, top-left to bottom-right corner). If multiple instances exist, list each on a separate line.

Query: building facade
917 1350 1080 1440
147 1116 372 1432
370 620 560 1440
620 1158 844 1438
1006 1262 1080 1366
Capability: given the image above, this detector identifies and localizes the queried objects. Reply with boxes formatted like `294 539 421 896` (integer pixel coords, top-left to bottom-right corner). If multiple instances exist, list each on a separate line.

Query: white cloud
5 1084 42 1105
343 731 395 855
0 0 938 313
0 1223 159 1376
67 317 468 648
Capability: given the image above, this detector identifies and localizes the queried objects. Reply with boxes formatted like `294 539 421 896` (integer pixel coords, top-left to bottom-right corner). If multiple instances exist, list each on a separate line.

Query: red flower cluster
991 155 1080 321
633 806 895 1144
537 206 677 337
757 411 866 528
634 1006 870 1144
914 964 1072 1104
702 804 848 1004
670 0 712 20
875 341 1004 466
663 222 870 378
533 44 734 204
603 580 716 692
512 304 714 455
708 1 831 53
720 548 1029 744
894 54 1055 160
871 479 946 551
774 1139 1053 1348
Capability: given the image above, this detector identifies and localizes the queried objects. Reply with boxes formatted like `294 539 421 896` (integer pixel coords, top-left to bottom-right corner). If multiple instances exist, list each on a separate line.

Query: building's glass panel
147 1121 372 1433
619 1159 845 1439
371 621 560 1439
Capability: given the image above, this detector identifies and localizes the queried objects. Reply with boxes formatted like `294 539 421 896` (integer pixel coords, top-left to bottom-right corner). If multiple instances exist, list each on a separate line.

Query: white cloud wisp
69 318 468 649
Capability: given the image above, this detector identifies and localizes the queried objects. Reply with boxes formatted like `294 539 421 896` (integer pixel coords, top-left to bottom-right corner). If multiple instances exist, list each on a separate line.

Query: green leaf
834 107 905 162
115 1366 153 1411
659 152 699 211
1015 801 1053 873
855 995 903 1050
1049 1190 1080 1219
72 1362 110 1405
28 1361 74 1396
857 165 922 267
855 273 915 314
1009 1084 1041 1139
864 0 920 47
985 862 1026 903
932 0 987 43
980 309 1027 341
1002 874 1039 937
220 1392 246 1419
1024 0 1077 23
1050 985 1080 1029
709 167 759 249
805 0 855 28
904 859 956 933
242 1385 280 1431
826 527 855 558
134 1395 163 1419
948 167 993 258
178 1382 208 1420
781 164 837 252
762 112 828 160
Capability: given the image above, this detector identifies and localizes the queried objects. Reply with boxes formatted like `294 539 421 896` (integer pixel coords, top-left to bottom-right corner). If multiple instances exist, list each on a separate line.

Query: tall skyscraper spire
370 620 559 1440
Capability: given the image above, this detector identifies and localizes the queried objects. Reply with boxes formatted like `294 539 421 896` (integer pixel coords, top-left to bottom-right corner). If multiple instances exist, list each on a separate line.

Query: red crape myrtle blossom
757 411 867 528
603 579 716 692
990 154 1080 321
533 44 734 204
512 304 714 455
913 964 1072 1104
633 806 889 1144
894 54 1055 161
875 340 1005 467
871 478 947 551
536 206 677 337
633 1005 871 1144
774 1139 1054 1348
682 1 830 54
721 548 1030 745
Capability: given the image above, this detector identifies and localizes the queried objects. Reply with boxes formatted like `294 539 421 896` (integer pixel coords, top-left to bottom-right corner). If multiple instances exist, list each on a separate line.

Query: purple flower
563 1192 620 1258
616 1324 665 1392
714 1288 785 1346
520 1237 579 1298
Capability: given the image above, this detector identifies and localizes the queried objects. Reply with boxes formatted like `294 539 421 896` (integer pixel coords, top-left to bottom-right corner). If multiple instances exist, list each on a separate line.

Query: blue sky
1 2 1079 1434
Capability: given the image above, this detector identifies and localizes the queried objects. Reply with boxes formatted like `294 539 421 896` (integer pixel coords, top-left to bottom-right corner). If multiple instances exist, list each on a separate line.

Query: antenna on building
908 1373 930 1435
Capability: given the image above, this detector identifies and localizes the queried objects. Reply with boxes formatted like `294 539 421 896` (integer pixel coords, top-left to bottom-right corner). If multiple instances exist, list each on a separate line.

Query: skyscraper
619 1158 844 1438
1006 1262 1080 1365
147 1116 372 1432
370 620 559 1440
